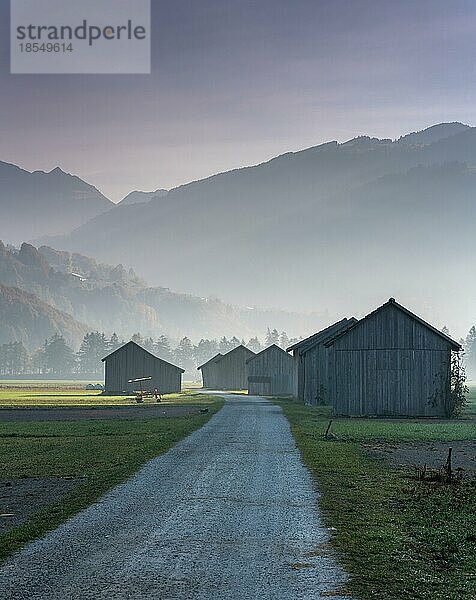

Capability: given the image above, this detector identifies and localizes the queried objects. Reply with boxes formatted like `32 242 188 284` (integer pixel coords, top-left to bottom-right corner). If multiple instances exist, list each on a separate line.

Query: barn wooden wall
297 343 330 404
293 319 356 405
247 345 295 396
104 344 183 394
329 303 452 417
214 346 255 390
200 358 222 388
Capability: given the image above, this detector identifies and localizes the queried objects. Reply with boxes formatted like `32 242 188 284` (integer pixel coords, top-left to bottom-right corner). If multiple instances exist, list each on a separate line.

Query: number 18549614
19 42 73 53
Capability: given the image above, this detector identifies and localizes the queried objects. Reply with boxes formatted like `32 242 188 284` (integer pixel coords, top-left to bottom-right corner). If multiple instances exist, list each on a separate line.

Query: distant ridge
0 161 113 244
118 188 168 206
397 122 470 146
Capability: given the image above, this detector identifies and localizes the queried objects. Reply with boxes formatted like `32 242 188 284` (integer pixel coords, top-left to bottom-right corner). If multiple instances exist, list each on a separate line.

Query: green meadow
276 397 476 600
0 382 206 407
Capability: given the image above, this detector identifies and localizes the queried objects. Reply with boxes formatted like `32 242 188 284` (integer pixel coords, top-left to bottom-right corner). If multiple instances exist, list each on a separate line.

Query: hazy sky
1 0 475 201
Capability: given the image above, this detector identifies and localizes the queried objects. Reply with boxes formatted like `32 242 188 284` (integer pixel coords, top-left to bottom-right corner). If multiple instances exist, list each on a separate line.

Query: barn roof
197 353 223 370
287 318 358 353
101 340 185 372
324 298 461 350
215 345 255 362
246 344 292 364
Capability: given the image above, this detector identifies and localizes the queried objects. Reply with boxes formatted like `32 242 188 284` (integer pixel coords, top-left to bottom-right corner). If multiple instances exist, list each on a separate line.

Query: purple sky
1 0 475 201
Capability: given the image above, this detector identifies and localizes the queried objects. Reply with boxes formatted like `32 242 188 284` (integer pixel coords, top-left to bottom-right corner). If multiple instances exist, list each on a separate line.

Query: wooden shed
213 345 255 390
197 353 223 389
287 318 357 405
325 298 461 417
246 344 295 396
102 341 184 394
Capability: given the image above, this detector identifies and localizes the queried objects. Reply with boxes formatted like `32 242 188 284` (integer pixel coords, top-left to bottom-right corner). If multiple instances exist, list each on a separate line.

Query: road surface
0 395 350 599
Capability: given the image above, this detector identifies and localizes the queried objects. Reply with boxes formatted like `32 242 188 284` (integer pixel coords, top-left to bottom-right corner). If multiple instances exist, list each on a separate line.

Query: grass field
465 382 476 418
277 399 476 600
0 382 206 407
0 392 223 562
0 380 103 387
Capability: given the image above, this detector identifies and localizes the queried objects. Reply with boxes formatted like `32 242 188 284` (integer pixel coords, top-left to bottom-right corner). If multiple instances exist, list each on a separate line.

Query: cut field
466 381 476 418
0 382 205 407
0 391 223 562
277 399 476 600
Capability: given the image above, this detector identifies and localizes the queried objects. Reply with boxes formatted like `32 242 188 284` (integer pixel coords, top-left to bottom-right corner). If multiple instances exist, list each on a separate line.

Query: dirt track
0 394 349 599
0 405 201 422
364 440 476 478
0 478 83 534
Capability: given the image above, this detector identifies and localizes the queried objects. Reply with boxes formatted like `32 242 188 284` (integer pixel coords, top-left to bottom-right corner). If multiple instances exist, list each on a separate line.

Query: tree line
3 324 475 379
0 328 298 377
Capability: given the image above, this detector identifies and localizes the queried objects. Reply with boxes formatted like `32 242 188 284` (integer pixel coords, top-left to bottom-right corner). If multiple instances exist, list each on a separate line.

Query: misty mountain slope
397 122 470 146
42 123 475 258
40 124 476 333
0 162 113 243
0 242 325 343
0 241 164 339
0 283 88 349
256 162 476 327
119 189 168 205
160 169 471 326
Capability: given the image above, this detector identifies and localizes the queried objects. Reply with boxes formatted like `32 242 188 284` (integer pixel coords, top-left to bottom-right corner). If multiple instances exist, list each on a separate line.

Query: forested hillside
0 241 326 347
0 284 87 350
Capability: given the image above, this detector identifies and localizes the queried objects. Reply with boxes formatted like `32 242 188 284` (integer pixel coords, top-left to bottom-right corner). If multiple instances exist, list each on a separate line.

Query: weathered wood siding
214 345 255 390
296 343 330 404
198 354 222 388
292 319 357 405
329 303 453 417
103 342 183 394
247 345 295 396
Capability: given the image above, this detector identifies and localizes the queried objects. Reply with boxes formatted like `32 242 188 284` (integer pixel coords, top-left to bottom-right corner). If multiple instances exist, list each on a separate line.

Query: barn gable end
213 345 255 390
102 341 184 395
326 299 461 417
246 344 295 396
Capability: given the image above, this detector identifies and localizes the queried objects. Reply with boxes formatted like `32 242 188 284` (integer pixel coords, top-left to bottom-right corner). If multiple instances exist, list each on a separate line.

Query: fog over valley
0 123 471 338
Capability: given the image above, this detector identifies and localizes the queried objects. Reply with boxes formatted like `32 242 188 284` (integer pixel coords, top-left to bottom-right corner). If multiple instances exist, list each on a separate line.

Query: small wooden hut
102 341 184 394
287 318 357 404
213 345 255 390
197 353 223 389
246 344 295 396
325 298 461 417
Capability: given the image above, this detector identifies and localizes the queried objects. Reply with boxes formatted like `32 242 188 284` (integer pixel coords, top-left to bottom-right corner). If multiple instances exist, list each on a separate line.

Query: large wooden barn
197 353 223 388
287 318 358 404
102 341 184 394
246 344 295 396
213 345 255 390
325 298 461 417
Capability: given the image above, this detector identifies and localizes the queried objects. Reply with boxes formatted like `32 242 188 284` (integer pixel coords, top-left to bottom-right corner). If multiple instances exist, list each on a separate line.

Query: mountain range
1 122 475 337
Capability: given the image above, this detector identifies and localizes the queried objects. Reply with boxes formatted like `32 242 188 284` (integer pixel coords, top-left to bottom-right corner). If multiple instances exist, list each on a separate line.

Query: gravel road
0 395 350 599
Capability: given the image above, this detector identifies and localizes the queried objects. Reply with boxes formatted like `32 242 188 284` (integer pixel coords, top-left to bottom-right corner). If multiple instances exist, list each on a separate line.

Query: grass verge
0 386 207 407
0 394 223 562
276 399 476 600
